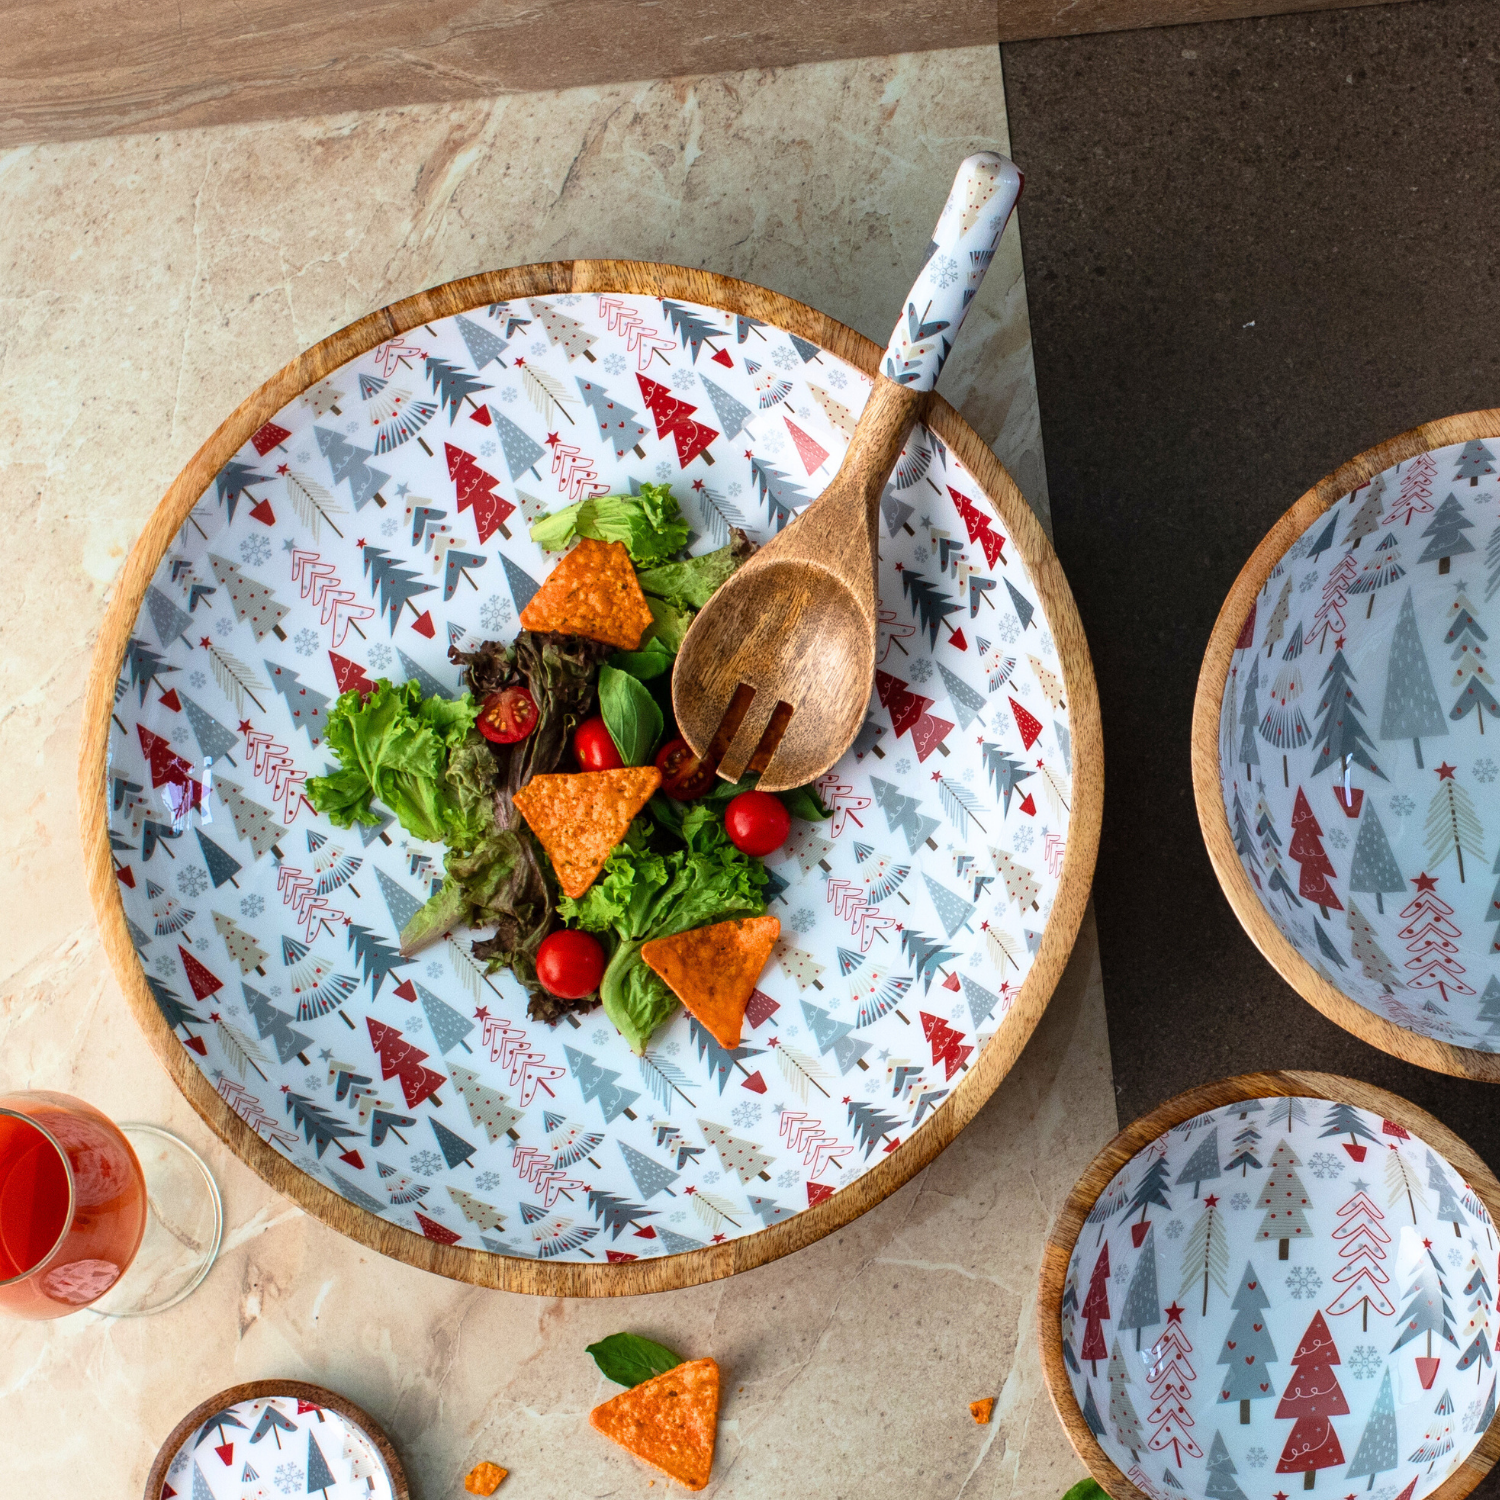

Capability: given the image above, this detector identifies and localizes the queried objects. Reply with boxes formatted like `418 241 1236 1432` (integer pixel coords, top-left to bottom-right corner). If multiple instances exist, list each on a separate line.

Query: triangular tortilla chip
519 537 654 650
589 1357 719 1491
512 767 661 898
641 915 780 1048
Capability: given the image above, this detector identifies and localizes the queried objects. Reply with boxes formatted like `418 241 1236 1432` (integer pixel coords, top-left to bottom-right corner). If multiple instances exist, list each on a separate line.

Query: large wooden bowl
81 262 1102 1295
1038 1071 1500 1500
1193 412 1500 1080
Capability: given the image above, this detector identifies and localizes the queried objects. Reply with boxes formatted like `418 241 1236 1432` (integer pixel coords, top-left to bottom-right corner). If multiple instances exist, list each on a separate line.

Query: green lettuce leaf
608 634 674 682
635 543 744 611
530 482 689 565
644 595 693 653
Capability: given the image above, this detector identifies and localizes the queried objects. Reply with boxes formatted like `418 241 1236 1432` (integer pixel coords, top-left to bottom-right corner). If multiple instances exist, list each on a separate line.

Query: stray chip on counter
513 766 662 899
519 537 654 649
589 1356 720 1491
969 1398 995 1425
641 915 780 1048
464 1460 508 1494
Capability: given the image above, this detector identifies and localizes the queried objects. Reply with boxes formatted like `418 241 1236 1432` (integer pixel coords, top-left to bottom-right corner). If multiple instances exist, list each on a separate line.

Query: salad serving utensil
671 151 1024 792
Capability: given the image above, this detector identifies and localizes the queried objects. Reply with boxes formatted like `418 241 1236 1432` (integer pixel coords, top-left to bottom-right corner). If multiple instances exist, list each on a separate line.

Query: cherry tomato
724 790 791 857
655 737 716 801
573 715 623 772
536 929 605 999
478 686 538 744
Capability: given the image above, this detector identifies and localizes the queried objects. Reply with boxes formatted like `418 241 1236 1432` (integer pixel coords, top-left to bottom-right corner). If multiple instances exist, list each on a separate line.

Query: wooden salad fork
671 152 1024 792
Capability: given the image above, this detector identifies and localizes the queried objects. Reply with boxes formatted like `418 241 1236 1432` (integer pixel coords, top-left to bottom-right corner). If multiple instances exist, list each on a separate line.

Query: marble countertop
0 45 1116 1497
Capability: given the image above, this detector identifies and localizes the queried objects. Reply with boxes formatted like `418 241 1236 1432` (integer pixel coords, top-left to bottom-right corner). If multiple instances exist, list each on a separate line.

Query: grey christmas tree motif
1350 532 1406 619
1176 1131 1222 1198
1348 804 1404 915
1218 1259 1278 1423
1424 764 1483 883
1380 589 1447 769
697 374 752 443
1306 510 1341 564
1445 590 1500 725
1425 1149 1469 1237
1409 1387 1457 1471
489 409 545 482
454 312 509 371
1120 1224 1162 1351
1455 439 1496 487
1392 1247 1458 1361
1239 657 1263 776
1232 788 1262 879
1108 1338 1145 1459
1346 474 1388 550
1346 901 1403 992
1420 493 1477 575
1261 625 1311 785
1346 1367 1399 1491
1081 1379 1107 1439
1310 649 1386 785
1476 976 1500 1042
1204 1430 1249 1500
1454 1251 1493 1379
315 425 389 510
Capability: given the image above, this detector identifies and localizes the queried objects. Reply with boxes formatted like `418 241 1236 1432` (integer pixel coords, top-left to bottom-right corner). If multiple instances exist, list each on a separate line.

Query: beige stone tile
0 43 1097 1498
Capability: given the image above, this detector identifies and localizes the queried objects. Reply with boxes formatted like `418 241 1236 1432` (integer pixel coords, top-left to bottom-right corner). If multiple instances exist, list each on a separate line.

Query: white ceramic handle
881 152 1023 392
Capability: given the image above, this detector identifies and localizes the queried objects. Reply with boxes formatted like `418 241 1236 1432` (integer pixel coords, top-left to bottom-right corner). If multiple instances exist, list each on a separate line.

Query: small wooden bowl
1193 411 1500 1080
1038 1071 1500 1500
144 1379 408 1500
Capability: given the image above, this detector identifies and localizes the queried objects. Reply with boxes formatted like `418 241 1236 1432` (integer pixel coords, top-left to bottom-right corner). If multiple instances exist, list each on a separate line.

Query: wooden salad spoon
671 152 1024 792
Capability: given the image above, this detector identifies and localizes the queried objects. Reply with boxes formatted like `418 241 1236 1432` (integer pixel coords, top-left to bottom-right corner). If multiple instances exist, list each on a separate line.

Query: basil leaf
1060 1482 1112 1500
608 634 674 683
586 1331 684 1387
777 783 833 821
598 665 664 767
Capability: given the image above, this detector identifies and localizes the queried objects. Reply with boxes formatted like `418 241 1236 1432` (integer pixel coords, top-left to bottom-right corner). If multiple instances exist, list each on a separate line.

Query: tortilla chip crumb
641 916 780 1049
464 1461 508 1494
589 1357 719 1491
969 1398 995 1425
520 537 654 649
513 767 662 898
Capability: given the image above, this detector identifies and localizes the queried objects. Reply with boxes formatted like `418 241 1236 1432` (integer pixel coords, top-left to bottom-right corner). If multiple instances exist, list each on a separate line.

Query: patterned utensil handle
882 152 1023 392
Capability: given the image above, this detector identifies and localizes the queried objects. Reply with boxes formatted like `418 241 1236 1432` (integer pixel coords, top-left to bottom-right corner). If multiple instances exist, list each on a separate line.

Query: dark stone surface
1002 0 1500 1179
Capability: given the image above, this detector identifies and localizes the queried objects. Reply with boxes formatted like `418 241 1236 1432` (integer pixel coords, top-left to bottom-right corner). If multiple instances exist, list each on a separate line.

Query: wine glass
0 1090 222 1319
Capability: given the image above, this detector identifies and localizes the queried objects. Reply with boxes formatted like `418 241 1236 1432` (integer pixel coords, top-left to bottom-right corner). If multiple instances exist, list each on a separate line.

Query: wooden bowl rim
1036 1069 1500 1500
80 259 1104 1296
142 1378 409 1500
1191 409 1500 1082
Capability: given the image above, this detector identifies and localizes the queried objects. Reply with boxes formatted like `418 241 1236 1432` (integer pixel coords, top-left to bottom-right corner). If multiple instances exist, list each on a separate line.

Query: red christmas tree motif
777 1110 850 1177
1305 552 1357 653
948 486 1006 570
1387 452 1437 528
783 416 829 474
812 774 871 837
250 420 291 456
478 1012 566 1105
414 1209 462 1244
510 1146 586 1208
1325 1185 1394 1329
1145 1308 1203 1465
920 1011 974 1081
328 651 376 698
1398 873 1474 1004
911 711 955 761
444 443 515 544
276 863 343 942
243 726 310 824
216 1076 298 1149
636 374 718 466
1275 1311 1348 1484
1235 601 1258 651
178 945 224 1002
596 296 675 367
876 669 934 738
288 549 375 646
1082 1244 1111 1373
365 1017 446 1109
542 434 609 501
1288 787 1343 916
137 725 206 822
1009 697 1043 750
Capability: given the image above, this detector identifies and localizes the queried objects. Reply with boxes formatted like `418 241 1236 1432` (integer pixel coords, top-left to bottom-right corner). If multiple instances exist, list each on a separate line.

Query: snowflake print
274 1463 303 1494
155 954 176 977
603 353 628 375
703 1170 721 1185
1113 1259 1131 1285
950 1003 966 1020
171 725 192 746
1307 1151 1344 1180
732 1101 762 1129
1164 1218 1184 1240
1013 826 1034 853
345 420 360 434
480 441 497 457
304 1072 323 1091
239 533 272 567
655 462 674 481
479 597 513 632
1285 1265 1322 1298
368 643 393 669
409 1149 443 1177
269 985 282 996
998 615 1021 644
1245 1447 1268 1469
195 937 210 952
913 544 930 564
293 627 319 657
727 481 743 498
1348 1346 1381 1379
894 758 913 776
1041 630 1055 654
934 254 960 289
1466 1396 1484 1428
828 367 849 389
499 387 518 403
1391 794 1415 816
771 345 796 370
177 865 209 898
1299 569 1318 594
189 670 207 689
1476 757 1499 784
426 962 443 979
669 1210 686 1223
669 368 698 390
908 657 934 683
530 341 548 357
424 1203 445 1217
380 516 399 537
405 1016 425 1035
1449 1246 1464 1268
591 1029 610 1046
475 1171 501 1190
241 894 265 918
215 616 234 638
1230 1191 1250 1210
558 293 584 307
791 908 816 934
967 951 984 969
664 1040 681 1056
777 1169 800 1189
169 1448 190 1477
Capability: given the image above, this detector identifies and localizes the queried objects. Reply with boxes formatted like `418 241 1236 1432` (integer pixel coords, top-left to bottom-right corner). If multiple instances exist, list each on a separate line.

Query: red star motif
767 1036 780 1048
712 1233 726 1243
1335 636 1346 650
355 538 365 548
692 478 704 490
976 735 984 744
1274 1491 1289 1499
280 1083 291 1093
980 920 990 932
1165 1302 1186 1323
894 562 904 572
514 356 525 367
1036 758 1045 768
1412 871 1439 892
931 771 942 781
276 463 289 475
744 449 754 460
842 1096 852 1104
1423 1237 1433 1249
1436 762 1458 780
545 431 560 446
343 916 352 926
1203 1194 1219 1207
200 636 213 648
238 719 253 734
209 1011 222 1022
683 1185 696 1196
474 1006 491 1021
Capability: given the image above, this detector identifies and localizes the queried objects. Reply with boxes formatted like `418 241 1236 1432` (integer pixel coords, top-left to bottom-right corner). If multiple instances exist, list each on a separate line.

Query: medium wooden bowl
1038 1072 1500 1500
80 262 1102 1295
1193 412 1500 1080
144 1379 408 1500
